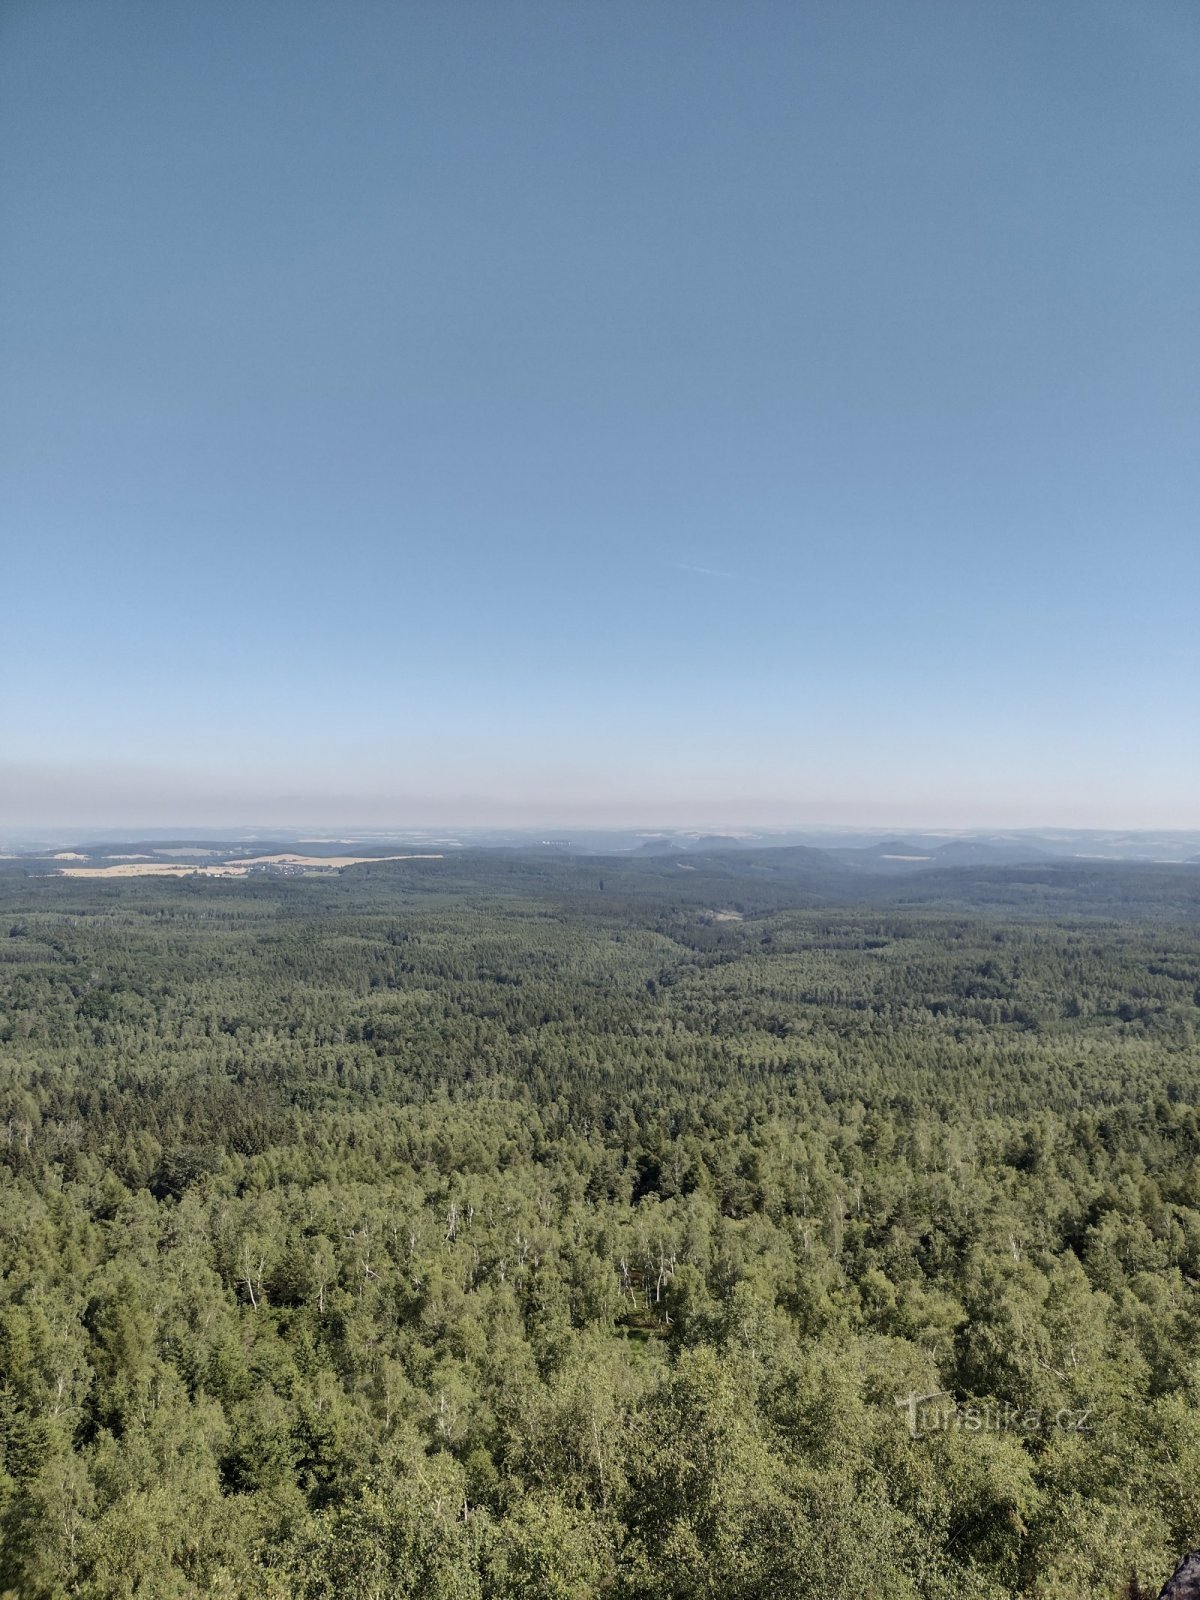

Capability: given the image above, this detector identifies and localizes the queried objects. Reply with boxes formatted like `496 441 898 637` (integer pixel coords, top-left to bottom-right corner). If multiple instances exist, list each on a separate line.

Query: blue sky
2 0 1197 828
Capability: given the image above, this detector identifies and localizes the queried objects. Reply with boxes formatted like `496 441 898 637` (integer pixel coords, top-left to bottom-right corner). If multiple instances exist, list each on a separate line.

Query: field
46 853 444 878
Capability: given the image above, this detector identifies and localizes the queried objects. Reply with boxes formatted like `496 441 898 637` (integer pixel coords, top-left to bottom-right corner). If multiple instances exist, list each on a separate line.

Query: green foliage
0 864 1198 1596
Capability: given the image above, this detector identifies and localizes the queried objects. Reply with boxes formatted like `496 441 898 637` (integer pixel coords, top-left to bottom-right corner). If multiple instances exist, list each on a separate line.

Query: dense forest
0 852 1198 1598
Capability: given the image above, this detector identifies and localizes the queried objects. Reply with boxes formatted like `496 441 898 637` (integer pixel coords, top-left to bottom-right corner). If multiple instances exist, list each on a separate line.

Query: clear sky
2 0 1197 830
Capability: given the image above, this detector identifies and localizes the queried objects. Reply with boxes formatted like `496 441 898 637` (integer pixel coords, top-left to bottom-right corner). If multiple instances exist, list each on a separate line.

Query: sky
2 0 1198 831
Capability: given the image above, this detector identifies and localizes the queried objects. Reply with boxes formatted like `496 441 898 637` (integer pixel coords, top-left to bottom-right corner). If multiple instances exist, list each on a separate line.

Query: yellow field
55 854 443 879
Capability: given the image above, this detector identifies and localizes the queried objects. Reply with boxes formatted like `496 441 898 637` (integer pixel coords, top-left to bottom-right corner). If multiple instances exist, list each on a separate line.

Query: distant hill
865 838 933 860
634 834 749 855
824 839 934 872
823 837 1060 873
930 839 1054 866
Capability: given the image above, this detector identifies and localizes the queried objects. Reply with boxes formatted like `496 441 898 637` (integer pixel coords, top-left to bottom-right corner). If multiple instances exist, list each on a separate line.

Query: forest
0 851 1197 1598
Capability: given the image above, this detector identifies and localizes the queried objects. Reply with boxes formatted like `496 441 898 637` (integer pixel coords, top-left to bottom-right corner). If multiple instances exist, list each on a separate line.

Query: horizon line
4 821 1199 839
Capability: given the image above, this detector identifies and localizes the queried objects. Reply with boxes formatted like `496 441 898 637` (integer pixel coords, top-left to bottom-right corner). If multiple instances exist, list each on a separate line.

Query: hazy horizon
3 755 1198 840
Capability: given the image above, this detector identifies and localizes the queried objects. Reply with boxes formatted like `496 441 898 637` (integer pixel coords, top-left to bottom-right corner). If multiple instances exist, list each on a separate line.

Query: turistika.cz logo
896 1391 1093 1439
